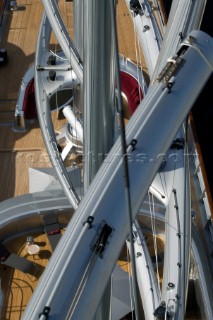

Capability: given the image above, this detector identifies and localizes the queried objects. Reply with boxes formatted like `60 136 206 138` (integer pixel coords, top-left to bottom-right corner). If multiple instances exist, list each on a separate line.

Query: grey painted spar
23 31 213 320
35 14 80 210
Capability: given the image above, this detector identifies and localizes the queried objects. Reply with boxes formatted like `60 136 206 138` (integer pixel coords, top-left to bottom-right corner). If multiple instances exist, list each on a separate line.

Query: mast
82 1 115 318
83 0 115 191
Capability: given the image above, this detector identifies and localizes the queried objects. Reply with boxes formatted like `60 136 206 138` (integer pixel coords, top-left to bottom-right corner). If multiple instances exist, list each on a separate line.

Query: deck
0 233 52 319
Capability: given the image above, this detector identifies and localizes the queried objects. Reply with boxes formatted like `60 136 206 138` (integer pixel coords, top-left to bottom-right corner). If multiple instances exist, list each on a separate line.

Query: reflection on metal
83 0 115 192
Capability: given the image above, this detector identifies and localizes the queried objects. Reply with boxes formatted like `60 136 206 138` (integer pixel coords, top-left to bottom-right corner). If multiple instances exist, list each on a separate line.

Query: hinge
90 221 113 258
157 55 184 86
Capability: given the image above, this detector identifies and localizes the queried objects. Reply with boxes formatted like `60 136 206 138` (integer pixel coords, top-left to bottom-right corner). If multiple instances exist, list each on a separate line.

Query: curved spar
35 14 80 209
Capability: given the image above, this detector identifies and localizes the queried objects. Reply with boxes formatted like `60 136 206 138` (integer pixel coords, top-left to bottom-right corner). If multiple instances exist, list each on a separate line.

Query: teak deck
0 233 52 319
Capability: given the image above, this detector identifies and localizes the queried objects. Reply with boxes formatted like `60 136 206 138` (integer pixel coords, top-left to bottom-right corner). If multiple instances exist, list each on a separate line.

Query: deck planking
0 233 53 320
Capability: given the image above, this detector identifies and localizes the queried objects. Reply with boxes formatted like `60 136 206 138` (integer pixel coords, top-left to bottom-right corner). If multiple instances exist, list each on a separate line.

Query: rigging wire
131 5 153 74
148 190 162 301
136 34 147 98
126 244 135 320
65 244 103 319
110 1 140 319
132 17 144 102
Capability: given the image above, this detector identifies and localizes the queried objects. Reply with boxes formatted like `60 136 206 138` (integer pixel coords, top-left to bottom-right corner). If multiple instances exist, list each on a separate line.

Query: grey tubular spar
35 14 80 209
128 221 161 319
125 0 161 76
23 31 213 320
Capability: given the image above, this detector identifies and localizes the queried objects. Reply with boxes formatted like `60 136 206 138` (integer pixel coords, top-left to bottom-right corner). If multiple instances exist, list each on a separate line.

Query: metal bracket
39 306 50 319
157 55 184 86
90 221 113 258
83 216 94 229
127 139 137 152
170 138 185 150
